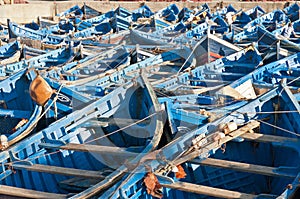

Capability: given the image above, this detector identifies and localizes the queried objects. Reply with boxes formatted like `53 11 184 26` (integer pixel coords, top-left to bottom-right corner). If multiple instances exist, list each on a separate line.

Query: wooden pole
162 182 257 199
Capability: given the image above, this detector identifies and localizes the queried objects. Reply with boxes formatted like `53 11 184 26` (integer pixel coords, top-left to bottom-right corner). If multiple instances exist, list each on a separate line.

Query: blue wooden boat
154 46 262 94
0 68 92 150
0 40 21 65
8 20 71 47
81 4 101 19
2 46 78 77
151 21 187 37
0 73 164 198
177 15 229 40
132 5 154 22
38 17 57 29
256 26 300 61
272 19 300 44
164 52 300 128
156 4 180 22
212 4 237 17
111 14 132 32
100 80 300 199
138 32 240 66
129 29 179 46
283 3 300 22
244 5 265 20
21 45 46 59
192 33 241 65
0 24 8 37
45 44 131 83
83 10 114 26
229 25 300 62
0 40 20 59
24 21 40 31
225 52 300 98
228 25 258 44
157 91 249 138
55 44 250 98
98 29 130 44
114 6 132 19
73 22 112 38
243 10 289 32
178 7 193 22
231 11 252 29
39 20 75 35
156 52 300 138
150 17 172 30
193 3 211 20
56 5 83 19
43 9 115 35
54 47 191 93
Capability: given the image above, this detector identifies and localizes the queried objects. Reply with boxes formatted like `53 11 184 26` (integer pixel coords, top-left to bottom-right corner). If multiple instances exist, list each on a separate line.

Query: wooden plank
161 182 256 199
0 185 67 199
240 132 299 144
11 164 106 179
39 143 136 157
172 121 260 166
190 158 296 178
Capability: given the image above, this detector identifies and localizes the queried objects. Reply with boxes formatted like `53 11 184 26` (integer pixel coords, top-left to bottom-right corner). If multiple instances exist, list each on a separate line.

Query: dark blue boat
73 22 112 38
1 46 78 77
243 10 289 32
45 44 131 83
156 4 180 22
283 3 300 22
0 40 21 65
100 81 300 199
0 73 164 198
8 20 71 47
244 5 265 21
0 68 92 150
154 46 262 94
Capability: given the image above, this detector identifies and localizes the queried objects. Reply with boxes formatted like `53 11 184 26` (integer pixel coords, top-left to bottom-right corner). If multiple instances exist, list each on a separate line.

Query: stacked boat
0 2 299 199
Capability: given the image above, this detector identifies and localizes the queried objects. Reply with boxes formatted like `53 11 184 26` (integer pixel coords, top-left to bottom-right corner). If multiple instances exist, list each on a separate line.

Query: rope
5 109 161 166
286 75 300 86
176 40 201 76
256 119 300 137
85 111 160 144
36 84 64 124
239 110 300 114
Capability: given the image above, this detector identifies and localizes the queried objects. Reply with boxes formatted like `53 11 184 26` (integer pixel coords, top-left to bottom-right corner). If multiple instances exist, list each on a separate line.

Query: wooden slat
39 143 136 157
161 182 256 199
0 185 67 199
190 158 296 178
12 164 106 179
240 132 299 144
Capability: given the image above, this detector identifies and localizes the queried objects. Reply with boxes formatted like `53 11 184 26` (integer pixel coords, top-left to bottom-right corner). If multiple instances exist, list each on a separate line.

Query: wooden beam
39 143 136 157
11 164 106 179
240 132 299 144
161 182 256 199
0 185 67 199
190 158 296 178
